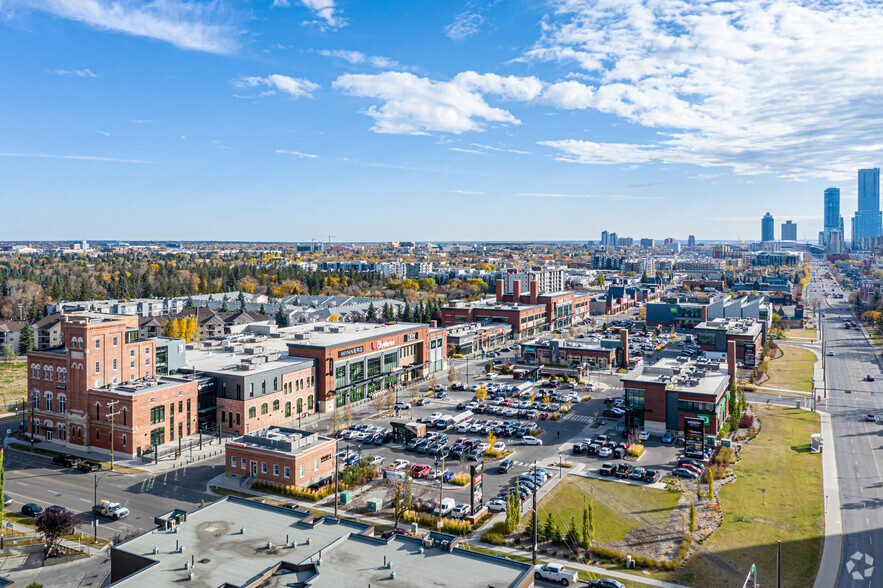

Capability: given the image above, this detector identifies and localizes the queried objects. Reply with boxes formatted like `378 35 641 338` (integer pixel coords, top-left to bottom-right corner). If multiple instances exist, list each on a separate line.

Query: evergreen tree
395 304 403 321
706 469 715 501
416 300 425 323
366 302 377 322
382 302 394 322
238 291 247 311
566 516 580 546
186 295 194 308
689 501 696 532
259 304 266 315
542 512 554 542
402 303 412 322
18 323 34 355
275 306 288 328
221 295 229 312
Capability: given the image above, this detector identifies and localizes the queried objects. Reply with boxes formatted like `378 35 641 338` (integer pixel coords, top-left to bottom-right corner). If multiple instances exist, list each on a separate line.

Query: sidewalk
3 519 108 557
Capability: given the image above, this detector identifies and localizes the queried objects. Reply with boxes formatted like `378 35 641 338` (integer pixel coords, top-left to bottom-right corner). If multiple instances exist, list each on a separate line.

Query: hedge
252 479 346 502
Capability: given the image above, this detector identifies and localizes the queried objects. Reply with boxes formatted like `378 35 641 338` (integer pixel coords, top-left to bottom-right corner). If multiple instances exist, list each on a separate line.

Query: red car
410 464 431 478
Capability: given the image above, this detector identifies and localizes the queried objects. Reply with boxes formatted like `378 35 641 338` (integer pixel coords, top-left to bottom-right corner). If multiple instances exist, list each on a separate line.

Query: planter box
0 542 46 556
44 550 90 567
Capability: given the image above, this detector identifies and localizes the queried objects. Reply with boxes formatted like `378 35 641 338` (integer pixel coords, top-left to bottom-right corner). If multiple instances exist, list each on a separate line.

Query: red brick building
225 427 336 488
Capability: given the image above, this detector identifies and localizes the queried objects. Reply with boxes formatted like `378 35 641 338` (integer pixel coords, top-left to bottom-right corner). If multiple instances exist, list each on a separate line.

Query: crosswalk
562 413 595 423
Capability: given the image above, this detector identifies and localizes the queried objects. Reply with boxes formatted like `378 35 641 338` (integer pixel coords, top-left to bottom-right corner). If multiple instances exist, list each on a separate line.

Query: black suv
599 462 616 476
77 460 102 473
52 454 80 468
614 463 633 479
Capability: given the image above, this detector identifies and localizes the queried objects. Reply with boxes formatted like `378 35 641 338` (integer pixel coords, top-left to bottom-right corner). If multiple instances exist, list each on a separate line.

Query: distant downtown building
761 212 775 242
853 168 882 248
781 220 797 241
822 187 844 246
687 235 696 247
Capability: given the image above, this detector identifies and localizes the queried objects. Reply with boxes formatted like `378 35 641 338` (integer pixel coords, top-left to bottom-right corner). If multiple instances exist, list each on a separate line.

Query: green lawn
763 346 815 392
783 327 817 340
523 476 681 543
680 404 822 587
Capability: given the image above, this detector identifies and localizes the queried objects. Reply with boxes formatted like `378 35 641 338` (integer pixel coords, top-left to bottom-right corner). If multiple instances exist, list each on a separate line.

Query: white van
434 497 456 517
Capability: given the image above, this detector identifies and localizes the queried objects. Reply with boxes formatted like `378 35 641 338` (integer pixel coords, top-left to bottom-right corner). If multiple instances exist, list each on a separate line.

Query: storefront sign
470 462 484 515
404 332 418 342
371 339 396 351
338 345 364 358
684 417 705 458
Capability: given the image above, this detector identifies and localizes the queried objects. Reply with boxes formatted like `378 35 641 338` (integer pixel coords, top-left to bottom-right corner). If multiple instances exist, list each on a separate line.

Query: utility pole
106 400 120 471
333 438 339 518
532 459 538 566
29 392 34 451
776 540 781 588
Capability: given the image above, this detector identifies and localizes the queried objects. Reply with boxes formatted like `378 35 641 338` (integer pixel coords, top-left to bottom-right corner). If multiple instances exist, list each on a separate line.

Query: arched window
31 390 40 410
272 399 279 411
307 395 314 410
96 429 100 440
31 364 40 379
248 407 256 419
43 366 52 381
260 403 268 415
58 394 66 414
57 423 65 441
95 402 101 420
33 418 40 435
295 399 302 414
58 368 67 383
286 401 293 417
122 434 127 447
121 408 128 426
44 392 53 412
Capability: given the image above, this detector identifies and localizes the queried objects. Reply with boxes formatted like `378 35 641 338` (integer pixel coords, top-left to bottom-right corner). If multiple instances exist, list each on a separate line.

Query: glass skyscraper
823 187 844 246
853 168 882 247
761 212 775 241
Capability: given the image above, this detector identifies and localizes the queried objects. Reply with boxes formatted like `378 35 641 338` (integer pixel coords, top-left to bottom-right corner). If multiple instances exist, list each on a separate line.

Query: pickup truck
93 499 129 520
534 563 578 585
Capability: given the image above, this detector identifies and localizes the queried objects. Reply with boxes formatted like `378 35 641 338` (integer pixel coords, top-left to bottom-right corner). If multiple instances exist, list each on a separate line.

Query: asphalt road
3 449 221 540
804 263 883 588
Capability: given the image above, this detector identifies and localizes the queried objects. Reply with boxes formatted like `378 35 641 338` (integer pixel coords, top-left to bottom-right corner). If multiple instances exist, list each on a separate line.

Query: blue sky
2 0 882 242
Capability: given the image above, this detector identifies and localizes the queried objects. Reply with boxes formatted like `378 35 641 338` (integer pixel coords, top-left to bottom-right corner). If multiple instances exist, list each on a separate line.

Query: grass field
783 327 818 340
763 346 815 392
524 476 681 544
678 404 822 587
0 363 26 406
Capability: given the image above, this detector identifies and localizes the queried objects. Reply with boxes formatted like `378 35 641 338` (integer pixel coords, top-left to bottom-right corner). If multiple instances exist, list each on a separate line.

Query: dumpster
367 498 383 512
340 490 353 504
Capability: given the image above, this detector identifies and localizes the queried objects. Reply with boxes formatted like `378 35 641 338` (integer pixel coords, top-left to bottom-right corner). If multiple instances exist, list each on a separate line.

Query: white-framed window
95 338 100 349
31 390 39 410
145 347 150 355
178 390 183 397
130 361 135 369
44 392 52 412
122 433 127 446
130 349 135 357
112 336 118 347
43 366 52 381
284 467 290 478
273 464 279 476
241 459 246 470
112 359 118 371
58 394 66 414
299 465 305 478
314 458 319 472
145 358 150 366
58 368 66 383
94 361 100 374
261 462 267 474
231 456 238 467
31 364 39 378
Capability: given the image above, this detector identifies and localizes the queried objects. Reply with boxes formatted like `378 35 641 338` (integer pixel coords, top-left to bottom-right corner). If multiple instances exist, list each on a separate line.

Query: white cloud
525 0 883 179
275 0 344 28
0 152 149 163
471 143 530 155
234 74 319 98
449 147 484 155
317 49 402 69
452 189 486 195
333 71 543 134
444 11 483 40
276 149 318 158
48 68 99 78
22 0 239 54
516 192 661 200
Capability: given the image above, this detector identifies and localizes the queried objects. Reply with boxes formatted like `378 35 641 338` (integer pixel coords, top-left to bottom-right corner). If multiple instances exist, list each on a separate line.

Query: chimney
430 320 437 328
529 281 539 305
513 280 521 303
701 305 708 322
727 340 737 389
495 279 504 302
620 328 629 368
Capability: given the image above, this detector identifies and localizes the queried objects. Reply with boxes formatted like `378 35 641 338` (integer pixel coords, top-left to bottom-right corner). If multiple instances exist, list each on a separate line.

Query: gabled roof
0 320 27 333
33 313 62 330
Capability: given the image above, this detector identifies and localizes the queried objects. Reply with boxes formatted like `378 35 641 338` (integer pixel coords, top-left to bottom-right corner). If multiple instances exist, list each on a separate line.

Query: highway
806 264 882 587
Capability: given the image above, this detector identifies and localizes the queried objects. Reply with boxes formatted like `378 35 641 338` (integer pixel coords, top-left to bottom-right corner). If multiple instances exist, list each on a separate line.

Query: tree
486 431 497 453
593 273 605 287
366 302 377 322
484 362 493 373
583 497 594 549
221 295 229 312
275 306 288 328
401 279 419 291
696 475 703 501
706 468 715 501
329 406 342 433
2 344 16 363
688 501 696 533
447 364 460 385
238 291 247 311
18 323 34 355
475 384 487 403
36 507 80 556
542 512 554 542
382 302 394 322
344 402 354 427
185 295 194 308
402 303 412 322
259 303 266 316
566 516 580 546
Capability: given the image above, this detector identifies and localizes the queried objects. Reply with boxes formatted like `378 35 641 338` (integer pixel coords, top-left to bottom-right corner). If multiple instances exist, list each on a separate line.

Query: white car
598 446 612 457
493 441 506 452
393 402 411 410
534 563 578 586
638 431 650 441
486 498 506 512
456 423 471 433
451 504 471 519
522 436 542 446
486 372 498 379
476 442 490 452
368 455 385 466
429 412 443 421
392 459 410 470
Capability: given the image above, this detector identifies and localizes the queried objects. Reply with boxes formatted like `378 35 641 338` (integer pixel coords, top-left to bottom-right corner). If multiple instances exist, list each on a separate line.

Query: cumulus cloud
234 74 319 98
48 68 99 77
333 71 543 134
524 0 883 179
444 11 483 40
275 0 344 28
317 49 402 69
20 0 240 54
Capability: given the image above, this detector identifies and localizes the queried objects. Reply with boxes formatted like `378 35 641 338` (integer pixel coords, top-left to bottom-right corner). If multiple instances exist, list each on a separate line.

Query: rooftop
283 321 426 350
229 427 332 455
110 497 532 588
622 357 729 397
694 318 763 336
93 375 193 396
187 346 314 376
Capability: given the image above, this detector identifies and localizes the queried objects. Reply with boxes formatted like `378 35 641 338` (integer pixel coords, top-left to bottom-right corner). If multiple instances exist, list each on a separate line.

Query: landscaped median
756 345 816 393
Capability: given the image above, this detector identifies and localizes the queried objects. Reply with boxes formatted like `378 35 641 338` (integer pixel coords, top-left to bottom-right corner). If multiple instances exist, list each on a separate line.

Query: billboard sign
684 417 705 458
470 462 484 514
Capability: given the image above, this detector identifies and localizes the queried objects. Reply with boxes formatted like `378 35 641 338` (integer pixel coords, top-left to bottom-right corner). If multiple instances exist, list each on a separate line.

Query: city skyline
3 1 883 241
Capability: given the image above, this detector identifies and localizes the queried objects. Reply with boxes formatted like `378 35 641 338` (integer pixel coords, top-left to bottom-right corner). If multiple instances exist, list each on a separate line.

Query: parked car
661 432 674 443
77 460 102 473
642 469 661 483
391 459 410 470
866 375 876 382
572 443 584 454
868 414 877 422
534 563 578 585
410 464 431 478
599 462 616 476
522 436 542 446
486 498 506 512
52 454 80 468
393 402 411 410
673 468 699 479
21 503 43 517
598 446 612 457
614 463 633 478
451 503 471 519
588 579 626 588
499 458 513 473
630 467 646 481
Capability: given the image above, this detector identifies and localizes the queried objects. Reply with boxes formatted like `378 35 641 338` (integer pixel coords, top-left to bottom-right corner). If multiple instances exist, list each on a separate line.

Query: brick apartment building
692 318 765 367
26 313 192 457
441 301 546 340
225 427 336 488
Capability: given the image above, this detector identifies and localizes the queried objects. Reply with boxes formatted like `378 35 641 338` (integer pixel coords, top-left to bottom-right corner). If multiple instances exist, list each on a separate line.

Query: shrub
401 510 472 535
450 472 470 486
251 479 344 502
484 449 502 459
591 545 624 561
739 414 755 428
714 447 735 467
628 444 645 457
482 531 507 545
629 554 659 568
529 427 543 436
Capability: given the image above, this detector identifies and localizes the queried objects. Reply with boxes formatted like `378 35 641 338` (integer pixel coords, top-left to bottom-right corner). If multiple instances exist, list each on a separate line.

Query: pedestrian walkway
814 409 842 588
561 413 595 423
753 385 813 396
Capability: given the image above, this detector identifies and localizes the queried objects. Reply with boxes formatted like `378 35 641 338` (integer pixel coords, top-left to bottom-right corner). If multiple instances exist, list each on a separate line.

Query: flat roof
230 427 333 456
521 337 613 353
284 321 426 350
110 497 532 588
622 357 729 397
93 375 193 396
694 318 763 337
188 347 314 376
